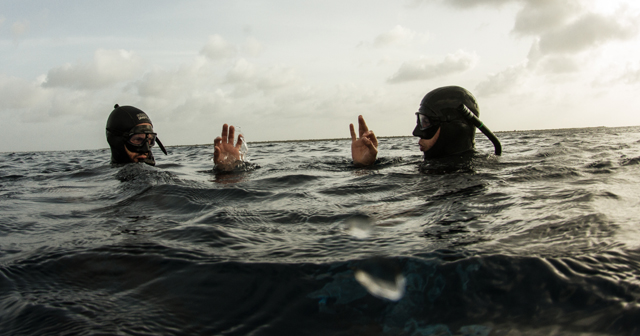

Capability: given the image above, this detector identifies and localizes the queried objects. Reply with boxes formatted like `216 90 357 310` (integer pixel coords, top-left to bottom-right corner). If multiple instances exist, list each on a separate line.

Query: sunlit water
2 127 640 335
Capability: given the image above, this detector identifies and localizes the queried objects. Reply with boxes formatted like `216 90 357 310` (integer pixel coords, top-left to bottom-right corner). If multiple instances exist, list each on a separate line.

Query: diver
105 104 167 166
213 123 245 171
350 86 501 166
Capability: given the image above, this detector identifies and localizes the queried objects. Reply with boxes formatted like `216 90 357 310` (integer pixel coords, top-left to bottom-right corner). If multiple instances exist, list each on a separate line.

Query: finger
228 125 235 144
358 115 369 137
349 123 357 142
213 145 220 161
235 134 243 150
364 138 378 152
368 130 378 148
221 124 229 143
214 138 222 163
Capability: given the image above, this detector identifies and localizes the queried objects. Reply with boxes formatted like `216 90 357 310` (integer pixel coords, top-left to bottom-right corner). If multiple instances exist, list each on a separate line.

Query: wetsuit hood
418 86 479 120
413 86 478 159
106 104 158 166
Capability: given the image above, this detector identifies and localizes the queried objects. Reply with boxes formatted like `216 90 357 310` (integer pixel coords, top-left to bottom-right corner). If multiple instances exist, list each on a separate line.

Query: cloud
439 0 640 57
132 53 299 115
372 25 427 48
169 89 230 122
441 0 514 8
0 75 46 110
42 49 144 89
242 37 264 57
132 57 212 100
512 1 640 56
538 56 580 74
255 65 299 91
358 25 428 48
512 0 579 35
475 64 527 96
437 0 640 97
200 34 237 60
225 58 301 96
225 58 256 83
406 0 513 8
537 13 639 54
0 74 102 123
11 20 29 44
621 70 640 85
614 63 640 85
387 50 477 83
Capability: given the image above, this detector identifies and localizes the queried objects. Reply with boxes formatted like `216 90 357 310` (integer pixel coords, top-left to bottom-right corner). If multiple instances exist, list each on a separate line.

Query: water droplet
354 258 405 301
355 270 405 301
345 216 373 239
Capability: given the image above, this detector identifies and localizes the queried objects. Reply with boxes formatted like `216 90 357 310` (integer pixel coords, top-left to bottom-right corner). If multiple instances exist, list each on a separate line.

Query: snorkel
456 104 502 156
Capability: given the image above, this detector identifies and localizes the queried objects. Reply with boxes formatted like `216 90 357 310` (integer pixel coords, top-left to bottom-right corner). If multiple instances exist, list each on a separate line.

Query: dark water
2 127 640 335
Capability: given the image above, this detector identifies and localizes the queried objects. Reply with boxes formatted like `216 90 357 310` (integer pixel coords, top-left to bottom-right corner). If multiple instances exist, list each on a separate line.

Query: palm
352 139 377 164
214 124 244 170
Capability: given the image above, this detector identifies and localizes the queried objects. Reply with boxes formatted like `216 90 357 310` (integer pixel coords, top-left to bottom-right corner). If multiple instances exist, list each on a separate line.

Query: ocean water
2 126 640 335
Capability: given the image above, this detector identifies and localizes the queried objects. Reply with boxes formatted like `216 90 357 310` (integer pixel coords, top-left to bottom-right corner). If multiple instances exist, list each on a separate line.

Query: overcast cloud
200 34 238 61
1 0 640 152
10 19 28 44
537 13 638 54
461 0 640 97
372 25 428 48
387 50 478 83
43 49 145 89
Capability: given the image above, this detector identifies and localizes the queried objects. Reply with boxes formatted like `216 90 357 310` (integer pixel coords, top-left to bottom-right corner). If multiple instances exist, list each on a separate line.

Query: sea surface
2 126 640 335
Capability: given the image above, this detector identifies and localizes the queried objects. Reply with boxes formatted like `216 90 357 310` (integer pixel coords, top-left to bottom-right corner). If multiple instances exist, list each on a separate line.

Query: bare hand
350 115 378 166
214 124 244 171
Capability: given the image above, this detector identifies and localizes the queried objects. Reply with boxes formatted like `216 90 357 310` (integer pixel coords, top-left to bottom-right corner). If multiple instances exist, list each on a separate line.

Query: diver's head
106 104 164 166
412 86 478 159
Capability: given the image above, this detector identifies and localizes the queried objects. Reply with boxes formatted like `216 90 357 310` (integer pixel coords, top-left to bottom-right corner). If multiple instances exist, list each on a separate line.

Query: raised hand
350 115 378 166
214 124 244 171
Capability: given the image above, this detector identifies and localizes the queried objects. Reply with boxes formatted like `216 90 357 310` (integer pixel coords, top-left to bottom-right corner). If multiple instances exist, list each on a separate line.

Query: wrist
215 159 243 172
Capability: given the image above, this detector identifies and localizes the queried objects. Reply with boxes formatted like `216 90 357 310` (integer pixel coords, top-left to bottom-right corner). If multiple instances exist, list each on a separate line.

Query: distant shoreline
179 125 623 147
2 125 635 153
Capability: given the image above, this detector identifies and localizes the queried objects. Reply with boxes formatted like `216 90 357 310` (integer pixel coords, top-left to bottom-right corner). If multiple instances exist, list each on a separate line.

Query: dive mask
123 125 168 155
412 109 442 139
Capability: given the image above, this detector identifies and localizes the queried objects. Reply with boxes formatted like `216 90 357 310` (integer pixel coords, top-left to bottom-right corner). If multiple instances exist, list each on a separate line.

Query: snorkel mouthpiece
456 104 502 156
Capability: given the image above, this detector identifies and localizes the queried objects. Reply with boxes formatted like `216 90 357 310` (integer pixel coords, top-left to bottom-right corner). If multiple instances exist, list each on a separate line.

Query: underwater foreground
2 126 640 335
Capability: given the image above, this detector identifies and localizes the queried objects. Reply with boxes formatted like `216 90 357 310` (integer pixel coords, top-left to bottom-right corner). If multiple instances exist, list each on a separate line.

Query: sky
1 0 640 152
